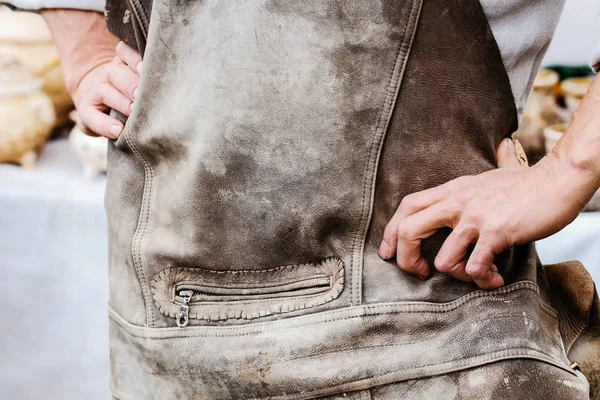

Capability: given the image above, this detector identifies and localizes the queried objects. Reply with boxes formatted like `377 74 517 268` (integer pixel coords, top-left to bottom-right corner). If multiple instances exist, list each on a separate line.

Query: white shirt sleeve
2 0 104 11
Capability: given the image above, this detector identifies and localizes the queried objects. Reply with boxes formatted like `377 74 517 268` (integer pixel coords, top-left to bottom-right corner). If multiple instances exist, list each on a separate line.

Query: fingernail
129 102 134 112
109 125 123 137
507 138 515 152
133 88 138 100
378 240 391 259
136 61 143 74
491 264 498 273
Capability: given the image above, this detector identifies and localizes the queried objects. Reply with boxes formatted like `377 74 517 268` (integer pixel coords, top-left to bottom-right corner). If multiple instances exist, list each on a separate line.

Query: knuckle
453 188 475 204
399 195 419 215
463 210 484 227
482 222 503 238
444 195 462 211
398 256 416 272
454 224 478 241
78 108 92 123
465 261 484 277
447 175 471 191
397 222 414 240
434 256 450 271
382 229 396 245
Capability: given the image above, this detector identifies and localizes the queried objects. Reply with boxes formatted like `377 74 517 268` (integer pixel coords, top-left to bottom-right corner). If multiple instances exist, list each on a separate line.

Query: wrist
41 9 118 96
64 55 113 97
537 148 600 212
550 128 600 190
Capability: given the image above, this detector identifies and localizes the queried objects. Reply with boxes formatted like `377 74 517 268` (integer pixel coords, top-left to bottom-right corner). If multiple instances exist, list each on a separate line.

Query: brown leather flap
544 260 596 353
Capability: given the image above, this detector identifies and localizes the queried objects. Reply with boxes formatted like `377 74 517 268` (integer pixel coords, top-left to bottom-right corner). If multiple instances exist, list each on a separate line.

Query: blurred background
0 1 599 399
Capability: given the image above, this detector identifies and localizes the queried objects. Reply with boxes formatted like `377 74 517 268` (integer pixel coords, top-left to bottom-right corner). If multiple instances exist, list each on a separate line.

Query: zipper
176 289 193 328
153 258 345 325
172 276 331 327
127 0 150 39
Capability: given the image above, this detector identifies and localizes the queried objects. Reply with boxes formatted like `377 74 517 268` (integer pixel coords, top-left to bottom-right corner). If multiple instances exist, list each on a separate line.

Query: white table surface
0 139 110 400
0 139 598 400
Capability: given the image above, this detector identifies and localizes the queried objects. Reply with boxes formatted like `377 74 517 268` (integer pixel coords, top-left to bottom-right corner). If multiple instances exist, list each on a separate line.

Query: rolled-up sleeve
2 0 104 11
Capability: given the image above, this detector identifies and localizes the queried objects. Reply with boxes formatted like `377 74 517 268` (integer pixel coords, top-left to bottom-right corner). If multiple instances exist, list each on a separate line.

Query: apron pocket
151 257 344 326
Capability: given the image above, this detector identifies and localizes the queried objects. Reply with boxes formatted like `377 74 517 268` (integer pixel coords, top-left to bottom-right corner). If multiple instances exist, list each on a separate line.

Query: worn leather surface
105 0 151 57
545 261 596 353
552 260 600 400
103 0 592 398
109 283 574 399
319 360 588 400
362 0 527 305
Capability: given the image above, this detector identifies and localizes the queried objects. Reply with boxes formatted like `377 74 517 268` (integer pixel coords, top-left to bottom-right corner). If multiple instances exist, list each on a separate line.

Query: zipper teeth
128 0 150 37
176 275 332 292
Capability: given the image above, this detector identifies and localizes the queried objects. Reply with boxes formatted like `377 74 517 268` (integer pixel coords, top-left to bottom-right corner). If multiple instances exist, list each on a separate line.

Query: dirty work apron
103 0 596 398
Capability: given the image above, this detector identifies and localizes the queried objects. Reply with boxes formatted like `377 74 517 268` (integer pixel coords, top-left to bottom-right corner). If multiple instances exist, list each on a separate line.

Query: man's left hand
378 138 591 290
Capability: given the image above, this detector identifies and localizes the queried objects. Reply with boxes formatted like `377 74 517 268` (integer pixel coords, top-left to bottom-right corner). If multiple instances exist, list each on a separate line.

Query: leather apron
103 0 596 398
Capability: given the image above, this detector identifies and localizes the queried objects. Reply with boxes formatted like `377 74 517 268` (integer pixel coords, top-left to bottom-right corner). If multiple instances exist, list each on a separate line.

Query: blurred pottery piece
513 69 561 164
42 64 73 126
0 57 56 167
0 7 72 126
69 111 108 180
543 123 566 154
561 77 593 114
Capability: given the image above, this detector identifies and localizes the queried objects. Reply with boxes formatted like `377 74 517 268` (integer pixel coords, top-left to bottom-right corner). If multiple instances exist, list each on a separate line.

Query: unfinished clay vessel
0 7 72 126
69 111 108 179
0 57 56 167
561 77 592 116
513 69 561 164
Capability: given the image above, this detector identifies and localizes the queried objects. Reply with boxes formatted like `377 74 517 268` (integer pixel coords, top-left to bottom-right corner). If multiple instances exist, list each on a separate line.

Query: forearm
550 75 600 193
41 9 118 95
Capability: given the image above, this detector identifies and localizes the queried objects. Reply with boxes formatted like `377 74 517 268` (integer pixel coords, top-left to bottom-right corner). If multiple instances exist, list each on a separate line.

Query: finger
100 82 132 117
496 138 522 169
106 58 139 102
465 239 504 290
379 186 449 259
116 41 143 74
79 106 123 139
442 259 473 283
395 201 459 279
435 225 478 272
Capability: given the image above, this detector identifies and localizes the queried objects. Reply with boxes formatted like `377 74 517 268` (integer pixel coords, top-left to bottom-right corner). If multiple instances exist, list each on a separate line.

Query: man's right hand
42 10 141 139
73 42 142 139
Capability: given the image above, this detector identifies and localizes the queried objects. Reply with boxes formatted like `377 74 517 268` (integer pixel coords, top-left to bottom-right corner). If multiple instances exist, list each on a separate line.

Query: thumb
496 138 524 169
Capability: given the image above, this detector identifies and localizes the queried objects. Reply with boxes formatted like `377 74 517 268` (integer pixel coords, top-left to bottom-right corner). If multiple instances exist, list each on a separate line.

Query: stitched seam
565 282 596 354
111 282 551 337
119 282 539 336
110 350 574 400
150 260 344 321
349 0 423 306
150 257 340 276
124 130 155 326
153 287 344 320
128 0 149 37
263 351 577 400
287 315 560 363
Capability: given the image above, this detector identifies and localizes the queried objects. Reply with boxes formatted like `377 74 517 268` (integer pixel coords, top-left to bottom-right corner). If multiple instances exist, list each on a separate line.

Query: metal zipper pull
176 290 193 328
